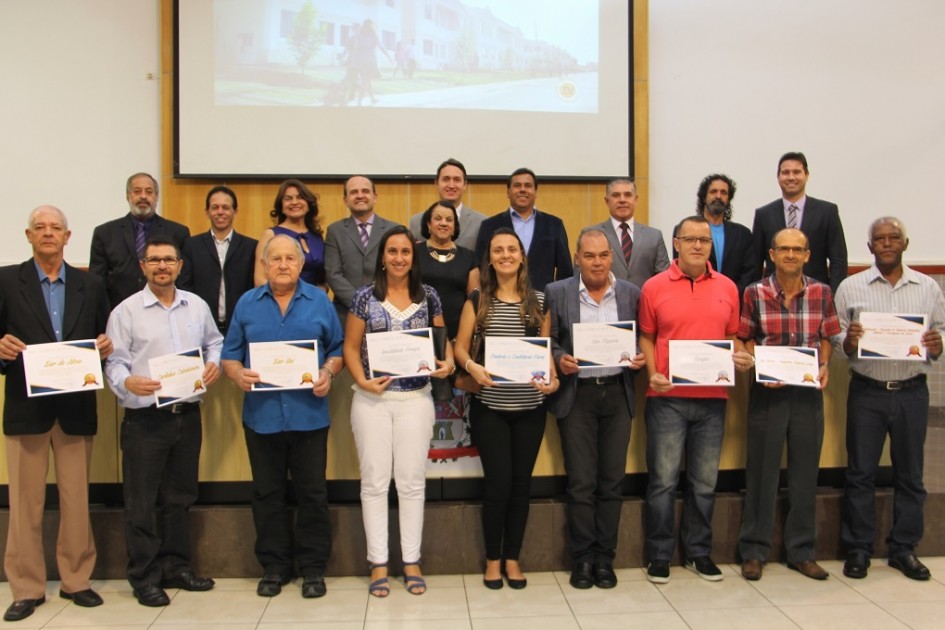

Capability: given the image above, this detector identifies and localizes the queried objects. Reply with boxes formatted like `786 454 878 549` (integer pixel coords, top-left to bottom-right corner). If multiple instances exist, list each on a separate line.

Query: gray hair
27 205 69 230
126 172 159 197
576 226 609 252
605 177 636 196
869 216 908 241
262 233 305 262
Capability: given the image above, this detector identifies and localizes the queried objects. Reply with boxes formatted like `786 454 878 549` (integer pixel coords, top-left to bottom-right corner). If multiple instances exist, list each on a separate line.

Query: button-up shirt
212 229 233 322
509 207 537 253
833 264 945 381
739 274 840 349
105 286 223 409
222 280 343 434
35 260 65 342
578 272 622 378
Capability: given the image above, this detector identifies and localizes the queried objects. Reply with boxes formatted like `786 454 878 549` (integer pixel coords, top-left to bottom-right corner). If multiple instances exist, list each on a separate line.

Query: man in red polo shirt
638 215 753 584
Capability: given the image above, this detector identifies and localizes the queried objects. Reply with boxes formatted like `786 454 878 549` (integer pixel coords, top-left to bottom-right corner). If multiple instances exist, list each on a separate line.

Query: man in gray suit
324 175 400 323
408 158 484 252
546 227 644 591
595 178 669 290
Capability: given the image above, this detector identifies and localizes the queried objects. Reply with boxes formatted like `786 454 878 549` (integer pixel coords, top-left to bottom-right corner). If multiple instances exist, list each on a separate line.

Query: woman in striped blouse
454 227 559 590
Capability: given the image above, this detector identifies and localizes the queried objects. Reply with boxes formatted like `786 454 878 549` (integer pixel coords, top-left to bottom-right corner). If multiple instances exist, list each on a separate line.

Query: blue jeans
645 396 726 562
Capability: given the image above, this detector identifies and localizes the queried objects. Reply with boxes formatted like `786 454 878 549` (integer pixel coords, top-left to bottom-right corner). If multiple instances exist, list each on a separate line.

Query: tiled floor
5 557 945 629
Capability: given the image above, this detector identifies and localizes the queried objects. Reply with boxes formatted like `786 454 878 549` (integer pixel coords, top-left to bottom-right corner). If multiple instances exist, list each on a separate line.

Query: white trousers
350 391 434 565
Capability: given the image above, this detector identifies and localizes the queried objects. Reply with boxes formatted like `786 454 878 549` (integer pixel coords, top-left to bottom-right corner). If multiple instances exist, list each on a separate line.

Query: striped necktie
619 222 633 264
135 221 147 260
358 222 370 249
787 203 799 229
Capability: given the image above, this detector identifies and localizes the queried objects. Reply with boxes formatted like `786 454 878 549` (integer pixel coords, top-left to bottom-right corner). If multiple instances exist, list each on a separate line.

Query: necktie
358 222 370 249
135 221 147 260
619 222 633 264
787 203 799 229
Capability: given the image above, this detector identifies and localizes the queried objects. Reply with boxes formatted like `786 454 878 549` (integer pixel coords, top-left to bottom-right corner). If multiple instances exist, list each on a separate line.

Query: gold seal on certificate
484 336 552 384
668 340 735 386
858 312 927 361
148 347 206 407
21 339 104 397
249 340 320 391
754 346 821 387
572 321 636 369
366 328 436 380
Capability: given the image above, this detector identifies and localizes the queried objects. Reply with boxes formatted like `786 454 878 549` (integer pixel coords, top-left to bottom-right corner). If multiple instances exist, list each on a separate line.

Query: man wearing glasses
638 216 752 584
736 228 840 582
105 238 223 607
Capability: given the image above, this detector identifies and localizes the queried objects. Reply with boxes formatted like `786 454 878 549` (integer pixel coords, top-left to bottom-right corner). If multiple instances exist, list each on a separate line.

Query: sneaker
646 561 670 584
684 556 723 581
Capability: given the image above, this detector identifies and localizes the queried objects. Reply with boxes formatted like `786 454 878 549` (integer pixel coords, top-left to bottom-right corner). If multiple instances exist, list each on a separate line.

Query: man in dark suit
694 173 757 297
324 175 401 323
752 152 847 292
0 206 112 621
408 158 485 251
546 227 644 591
89 172 190 307
178 185 257 335
595 178 669 290
474 167 572 291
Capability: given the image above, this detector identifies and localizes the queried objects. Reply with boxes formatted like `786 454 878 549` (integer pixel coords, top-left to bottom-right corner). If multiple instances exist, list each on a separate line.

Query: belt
851 371 926 391
128 402 201 415
577 374 622 386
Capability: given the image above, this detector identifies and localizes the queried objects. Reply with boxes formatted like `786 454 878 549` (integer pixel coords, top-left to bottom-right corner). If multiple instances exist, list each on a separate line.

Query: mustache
706 200 730 214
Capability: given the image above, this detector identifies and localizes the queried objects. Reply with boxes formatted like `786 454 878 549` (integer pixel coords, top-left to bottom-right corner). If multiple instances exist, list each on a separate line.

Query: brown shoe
787 560 829 580
741 559 763 581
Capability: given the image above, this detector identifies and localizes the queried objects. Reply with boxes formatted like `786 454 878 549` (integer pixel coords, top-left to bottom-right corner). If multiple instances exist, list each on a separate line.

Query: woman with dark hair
453 227 559 590
343 226 454 598
415 200 479 340
255 179 325 288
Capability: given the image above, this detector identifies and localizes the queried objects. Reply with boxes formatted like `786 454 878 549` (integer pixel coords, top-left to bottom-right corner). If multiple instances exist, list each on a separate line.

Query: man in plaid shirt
735 228 840 582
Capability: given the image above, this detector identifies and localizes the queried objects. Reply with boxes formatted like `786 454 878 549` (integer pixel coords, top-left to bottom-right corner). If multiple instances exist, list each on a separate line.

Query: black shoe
569 561 595 589
301 574 327 598
257 573 291 597
3 597 45 622
594 563 618 589
685 556 723 582
502 564 527 589
482 576 504 590
843 552 870 579
133 584 170 607
888 553 931 581
646 561 670 584
162 570 215 591
59 588 103 607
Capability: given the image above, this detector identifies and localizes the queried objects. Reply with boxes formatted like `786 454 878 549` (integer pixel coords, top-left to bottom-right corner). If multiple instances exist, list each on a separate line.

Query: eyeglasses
675 236 712 245
143 256 180 266
773 246 808 255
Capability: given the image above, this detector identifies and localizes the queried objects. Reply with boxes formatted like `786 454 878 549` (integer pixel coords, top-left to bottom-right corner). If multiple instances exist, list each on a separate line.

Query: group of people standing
1 153 941 622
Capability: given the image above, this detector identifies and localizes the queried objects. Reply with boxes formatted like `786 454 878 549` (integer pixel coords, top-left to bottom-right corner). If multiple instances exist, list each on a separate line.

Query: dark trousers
557 381 632 565
842 378 928 557
120 406 201 589
243 426 331 577
738 385 824 564
469 398 546 560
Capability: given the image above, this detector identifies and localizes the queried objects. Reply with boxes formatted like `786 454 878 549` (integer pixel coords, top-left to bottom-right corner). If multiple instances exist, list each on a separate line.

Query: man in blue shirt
222 234 344 599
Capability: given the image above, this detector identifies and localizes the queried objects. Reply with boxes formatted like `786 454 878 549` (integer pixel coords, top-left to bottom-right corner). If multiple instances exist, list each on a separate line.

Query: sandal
403 561 427 595
368 563 389 598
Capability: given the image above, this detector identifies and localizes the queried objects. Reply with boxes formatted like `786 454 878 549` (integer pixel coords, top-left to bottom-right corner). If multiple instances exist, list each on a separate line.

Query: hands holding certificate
843 312 943 361
124 357 220 399
0 333 113 362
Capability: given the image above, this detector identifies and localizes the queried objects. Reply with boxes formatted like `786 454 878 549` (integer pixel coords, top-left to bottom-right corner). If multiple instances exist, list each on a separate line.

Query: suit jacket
324 214 401 321
89 213 190 307
672 220 758 298
409 205 485 253
752 196 848 292
177 230 258 333
0 260 110 436
545 276 641 418
597 219 669 290
474 209 573 291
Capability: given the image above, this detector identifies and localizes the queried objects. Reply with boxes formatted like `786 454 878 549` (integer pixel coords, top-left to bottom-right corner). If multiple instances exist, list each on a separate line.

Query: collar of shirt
455 202 464 219
578 271 616 303
765 273 810 301
33 259 66 284
667 258 717 282
782 196 807 213
508 207 537 223
211 229 234 245
610 216 635 235
141 284 187 310
354 213 375 227
259 280 314 305
866 263 921 289
132 215 155 228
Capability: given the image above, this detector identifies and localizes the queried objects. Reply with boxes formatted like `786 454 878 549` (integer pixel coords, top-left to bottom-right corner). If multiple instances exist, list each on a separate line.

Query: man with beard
694 174 757 297
90 173 190 307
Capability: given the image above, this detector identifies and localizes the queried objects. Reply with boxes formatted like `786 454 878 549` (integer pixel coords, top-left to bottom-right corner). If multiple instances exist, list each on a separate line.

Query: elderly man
409 158 485 251
638 215 753 584
0 206 112 622
595 178 669 290
222 234 344 599
324 175 400 323
834 217 945 581
89 172 190 307
546 227 644 590
105 237 222 607
736 228 840 582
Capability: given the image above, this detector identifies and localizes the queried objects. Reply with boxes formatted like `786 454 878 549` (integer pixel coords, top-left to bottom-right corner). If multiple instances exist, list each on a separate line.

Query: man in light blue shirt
105 237 223 608
222 234 344 599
